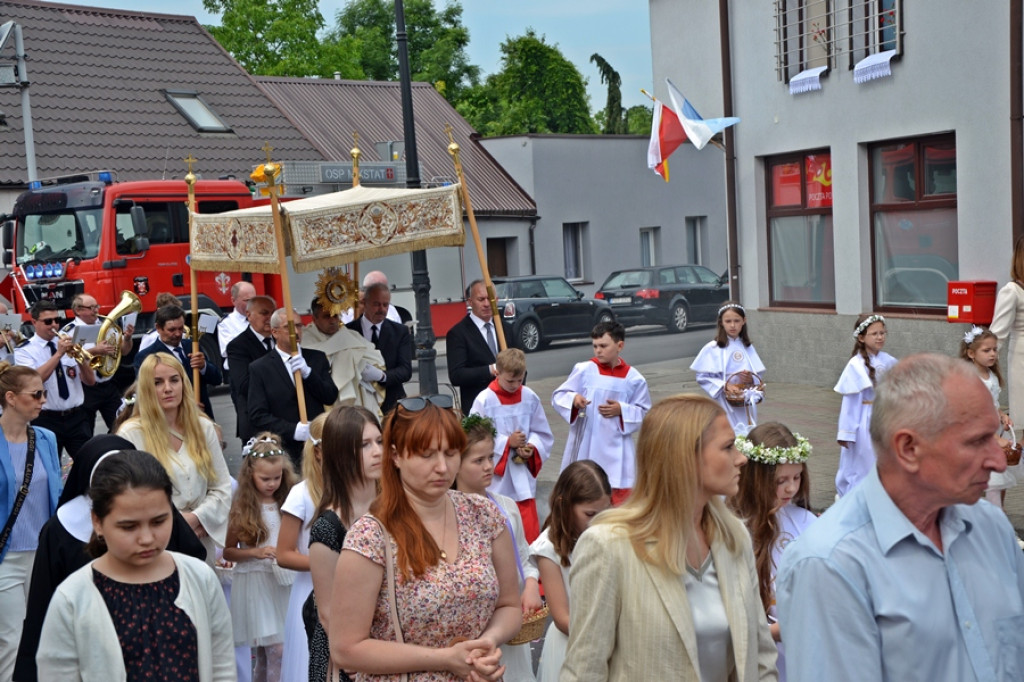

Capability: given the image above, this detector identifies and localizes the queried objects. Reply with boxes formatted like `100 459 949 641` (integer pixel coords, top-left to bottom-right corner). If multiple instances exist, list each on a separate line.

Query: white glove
286 354 312 379
360 364 386 383
293 422 310 441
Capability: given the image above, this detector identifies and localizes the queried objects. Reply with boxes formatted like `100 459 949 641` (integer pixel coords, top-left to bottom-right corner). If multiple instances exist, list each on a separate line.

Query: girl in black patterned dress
36 449 235 681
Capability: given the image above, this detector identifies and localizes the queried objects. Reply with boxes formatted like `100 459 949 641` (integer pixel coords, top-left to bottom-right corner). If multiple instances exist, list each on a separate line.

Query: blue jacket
0 425 61 562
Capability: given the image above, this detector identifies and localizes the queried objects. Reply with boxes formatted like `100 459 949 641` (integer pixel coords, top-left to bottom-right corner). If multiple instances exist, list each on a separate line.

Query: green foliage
203 0 363 78
590 53 625 134
459 30 595 136
331 0 480 104
625 105 653 135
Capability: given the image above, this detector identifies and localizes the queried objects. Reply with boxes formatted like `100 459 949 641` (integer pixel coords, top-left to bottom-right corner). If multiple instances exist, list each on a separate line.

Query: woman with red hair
330 395 520 682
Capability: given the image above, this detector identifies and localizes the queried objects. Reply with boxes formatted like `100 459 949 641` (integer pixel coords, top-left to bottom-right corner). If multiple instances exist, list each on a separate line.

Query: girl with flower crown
690 301 766 436
959 326 1020 507
834 314 898 497
223 432 297 682
729 422 816 682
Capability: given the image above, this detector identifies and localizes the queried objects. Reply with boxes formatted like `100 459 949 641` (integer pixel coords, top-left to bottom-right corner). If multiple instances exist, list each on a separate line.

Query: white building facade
650 0 1016 383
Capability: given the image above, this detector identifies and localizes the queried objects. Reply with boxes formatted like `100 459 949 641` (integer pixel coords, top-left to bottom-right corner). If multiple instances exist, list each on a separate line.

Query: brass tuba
94 291 143 378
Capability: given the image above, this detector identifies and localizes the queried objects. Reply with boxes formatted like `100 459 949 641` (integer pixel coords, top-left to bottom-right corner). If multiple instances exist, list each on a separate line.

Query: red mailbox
947 281 997 324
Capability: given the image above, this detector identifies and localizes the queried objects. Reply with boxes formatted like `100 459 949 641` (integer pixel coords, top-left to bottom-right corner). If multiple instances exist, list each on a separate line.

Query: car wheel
518 319 542 352
597 311 614 326
670 302 689 333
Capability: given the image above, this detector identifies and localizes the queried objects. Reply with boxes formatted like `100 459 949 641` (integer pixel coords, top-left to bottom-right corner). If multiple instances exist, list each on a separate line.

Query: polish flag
647 99 687 181
666 78 740 151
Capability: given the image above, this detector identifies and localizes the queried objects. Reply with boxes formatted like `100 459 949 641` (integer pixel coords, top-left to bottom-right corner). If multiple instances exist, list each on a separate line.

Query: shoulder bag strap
371 516 409 682
0 426 36 556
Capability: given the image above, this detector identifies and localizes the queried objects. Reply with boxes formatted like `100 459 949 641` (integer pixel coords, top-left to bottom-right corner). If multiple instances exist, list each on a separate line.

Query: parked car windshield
692 266 722 284
602 270 653 289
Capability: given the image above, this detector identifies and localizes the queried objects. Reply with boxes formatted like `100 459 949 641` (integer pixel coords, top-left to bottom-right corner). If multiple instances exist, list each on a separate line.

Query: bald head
362 270 389 289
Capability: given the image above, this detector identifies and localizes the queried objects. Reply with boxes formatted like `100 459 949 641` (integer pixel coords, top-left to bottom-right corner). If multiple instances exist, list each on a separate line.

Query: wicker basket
723 371 765 407
1004 428 1022 467
507 604 549 646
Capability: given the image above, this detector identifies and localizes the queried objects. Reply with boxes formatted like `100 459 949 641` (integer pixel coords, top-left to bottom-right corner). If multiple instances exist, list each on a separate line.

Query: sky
55 0 654 111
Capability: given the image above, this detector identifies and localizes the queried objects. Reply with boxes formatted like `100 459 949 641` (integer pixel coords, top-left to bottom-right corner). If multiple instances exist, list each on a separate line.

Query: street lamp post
394 0 438 395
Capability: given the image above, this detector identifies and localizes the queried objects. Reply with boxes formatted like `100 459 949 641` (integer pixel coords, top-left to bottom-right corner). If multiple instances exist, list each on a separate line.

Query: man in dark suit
345 282 412 414
248 308 338 464
225 295 276 443
134 304 221 420
446 279 517 416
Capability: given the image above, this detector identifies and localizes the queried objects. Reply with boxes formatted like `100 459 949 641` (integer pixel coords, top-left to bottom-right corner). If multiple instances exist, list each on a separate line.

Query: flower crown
461 413 497 437
963 325 986 345
734 434 811 465
243 436 286 459
853 314 885 338
718 303 745 317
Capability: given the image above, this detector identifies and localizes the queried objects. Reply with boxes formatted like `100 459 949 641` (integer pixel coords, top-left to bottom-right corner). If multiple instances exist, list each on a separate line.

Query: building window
870 134 956 310
563 222 587 281
774 0 834 83
846 0 901 68
685 216 706 265
765 151 836 307
163 91 233 133
639 227 659 267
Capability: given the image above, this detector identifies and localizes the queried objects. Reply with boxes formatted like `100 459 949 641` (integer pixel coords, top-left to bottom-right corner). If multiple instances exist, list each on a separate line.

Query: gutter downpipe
719 0 740 298
1012 0 1022 243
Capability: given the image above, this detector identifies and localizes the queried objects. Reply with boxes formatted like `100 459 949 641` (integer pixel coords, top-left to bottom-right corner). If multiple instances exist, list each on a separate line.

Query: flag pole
184 155 202 406
257 143 308 423
446 124 507 351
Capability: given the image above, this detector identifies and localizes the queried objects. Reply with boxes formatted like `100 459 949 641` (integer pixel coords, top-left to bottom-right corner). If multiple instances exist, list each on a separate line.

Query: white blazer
562 522 777 681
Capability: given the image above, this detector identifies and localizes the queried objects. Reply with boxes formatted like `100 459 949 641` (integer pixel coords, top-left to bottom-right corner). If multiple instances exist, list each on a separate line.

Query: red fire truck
0 171 281 333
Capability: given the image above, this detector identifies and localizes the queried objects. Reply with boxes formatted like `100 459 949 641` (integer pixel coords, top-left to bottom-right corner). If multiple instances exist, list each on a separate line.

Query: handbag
370 516 410 682
0 427 36 557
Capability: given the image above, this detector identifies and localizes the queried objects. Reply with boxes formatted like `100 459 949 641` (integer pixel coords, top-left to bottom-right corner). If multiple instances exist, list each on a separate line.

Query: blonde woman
561 394 777 682
117 352 231 560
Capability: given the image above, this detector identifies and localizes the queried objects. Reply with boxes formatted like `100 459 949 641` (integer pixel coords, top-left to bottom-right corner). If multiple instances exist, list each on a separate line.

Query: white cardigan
37 551 236 681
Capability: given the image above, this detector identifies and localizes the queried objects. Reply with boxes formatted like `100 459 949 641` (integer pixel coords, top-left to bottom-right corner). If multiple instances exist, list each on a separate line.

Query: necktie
264 337 273 352
371 325 379 348
48 340 70 400
485 322 498 357
174 346 189 368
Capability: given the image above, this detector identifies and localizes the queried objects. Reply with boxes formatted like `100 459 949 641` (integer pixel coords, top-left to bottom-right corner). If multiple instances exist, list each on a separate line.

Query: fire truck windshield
16 208 102 265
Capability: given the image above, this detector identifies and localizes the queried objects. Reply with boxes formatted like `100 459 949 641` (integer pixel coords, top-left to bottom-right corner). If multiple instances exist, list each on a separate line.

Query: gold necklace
438 497 450 561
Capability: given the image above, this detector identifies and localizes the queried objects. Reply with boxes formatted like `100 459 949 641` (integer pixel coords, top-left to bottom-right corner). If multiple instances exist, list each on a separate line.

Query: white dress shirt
14 333 85 411
217 310 248 370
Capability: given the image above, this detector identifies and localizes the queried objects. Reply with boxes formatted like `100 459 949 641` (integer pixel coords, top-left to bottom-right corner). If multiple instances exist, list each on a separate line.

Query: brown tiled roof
0 0 325 186
255 77 536 217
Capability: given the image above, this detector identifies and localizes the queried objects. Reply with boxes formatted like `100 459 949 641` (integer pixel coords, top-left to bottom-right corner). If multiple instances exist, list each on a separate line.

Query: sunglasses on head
396 394 455 412
18 390 46 400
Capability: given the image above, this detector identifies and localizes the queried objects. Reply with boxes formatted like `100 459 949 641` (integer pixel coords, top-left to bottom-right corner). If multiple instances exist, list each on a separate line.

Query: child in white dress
834 314 897 497
529 461 611 682
960 326 1019 507
730 422 816 682
455 415 542 682
224 433 298 682
690 301 765 436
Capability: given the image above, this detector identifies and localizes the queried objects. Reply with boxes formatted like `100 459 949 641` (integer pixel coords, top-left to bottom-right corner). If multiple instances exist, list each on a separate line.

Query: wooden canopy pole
259 142 308 423
446 125 507 350
184 156 202 405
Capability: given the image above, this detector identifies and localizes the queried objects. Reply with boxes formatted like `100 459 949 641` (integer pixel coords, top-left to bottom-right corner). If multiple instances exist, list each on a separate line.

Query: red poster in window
806 154 832 208
772 162 801 206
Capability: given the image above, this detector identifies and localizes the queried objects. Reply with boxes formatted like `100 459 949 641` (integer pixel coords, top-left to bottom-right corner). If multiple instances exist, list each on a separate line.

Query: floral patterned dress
342 490 506 682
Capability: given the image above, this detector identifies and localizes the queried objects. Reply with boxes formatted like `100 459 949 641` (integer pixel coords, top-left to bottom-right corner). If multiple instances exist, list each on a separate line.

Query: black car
594 265 729 333
493 276 615 352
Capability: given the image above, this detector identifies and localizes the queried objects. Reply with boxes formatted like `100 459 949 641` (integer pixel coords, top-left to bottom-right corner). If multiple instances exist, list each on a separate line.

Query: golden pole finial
445 123 459 156
351 131 362 187
261 141 274 163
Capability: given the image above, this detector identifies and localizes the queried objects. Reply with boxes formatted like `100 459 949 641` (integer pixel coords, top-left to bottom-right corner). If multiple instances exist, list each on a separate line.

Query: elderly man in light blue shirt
778 353 1024 682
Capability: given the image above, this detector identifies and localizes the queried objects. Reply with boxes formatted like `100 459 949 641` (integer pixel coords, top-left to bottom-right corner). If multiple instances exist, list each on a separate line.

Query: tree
590 53 625 134
459 30 594 136
625 105 653 135
203 0 363 78
330 0 480 104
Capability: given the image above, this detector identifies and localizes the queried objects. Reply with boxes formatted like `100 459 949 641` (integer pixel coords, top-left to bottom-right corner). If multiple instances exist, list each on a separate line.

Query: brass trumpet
58 322 99 369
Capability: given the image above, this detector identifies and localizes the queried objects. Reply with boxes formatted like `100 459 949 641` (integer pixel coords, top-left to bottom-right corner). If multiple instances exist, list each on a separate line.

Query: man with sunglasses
14 300 96 459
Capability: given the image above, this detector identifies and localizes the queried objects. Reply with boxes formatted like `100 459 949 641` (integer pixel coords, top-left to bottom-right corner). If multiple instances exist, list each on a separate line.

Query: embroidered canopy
189 184 464 273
